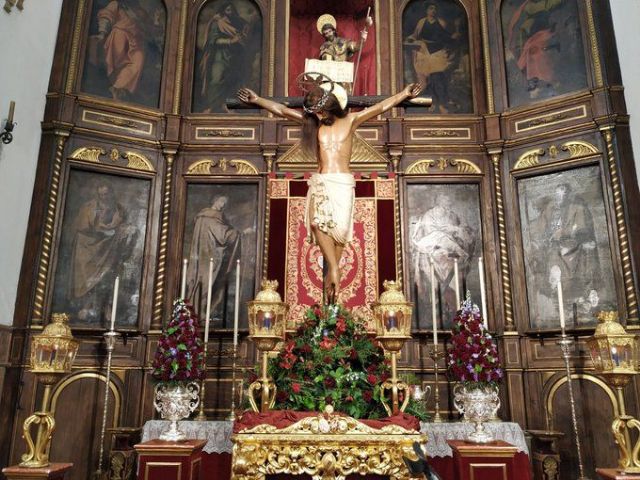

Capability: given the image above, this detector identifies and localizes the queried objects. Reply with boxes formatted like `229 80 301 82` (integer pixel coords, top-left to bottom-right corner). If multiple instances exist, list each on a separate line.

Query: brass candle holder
94 330 118 479
247 280 288 413
20 313 79 468
428 345 445 423
587 311 640 474
372 280 413 415
557 331 588 480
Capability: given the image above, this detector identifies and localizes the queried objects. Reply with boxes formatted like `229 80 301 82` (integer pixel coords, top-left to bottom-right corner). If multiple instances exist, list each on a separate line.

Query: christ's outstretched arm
237 88 304 123
351 83 423 128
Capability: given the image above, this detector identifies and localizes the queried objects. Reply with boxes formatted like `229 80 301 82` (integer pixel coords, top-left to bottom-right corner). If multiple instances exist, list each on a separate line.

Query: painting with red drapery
288 0 377 97
266 176 398 329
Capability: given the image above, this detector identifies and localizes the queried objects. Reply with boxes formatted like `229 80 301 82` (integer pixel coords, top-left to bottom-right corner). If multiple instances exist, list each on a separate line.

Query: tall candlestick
181 258 188 299
431 258 438 346
8 101 15 123
478 257 488 329
233 259 240 347
453 258 460 308
204 258 214 341
557 277 566 332
110 275 119 331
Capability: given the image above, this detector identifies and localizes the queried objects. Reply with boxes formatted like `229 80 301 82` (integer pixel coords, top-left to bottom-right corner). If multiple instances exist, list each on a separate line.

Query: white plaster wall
610 0 640 191
0 2 63 325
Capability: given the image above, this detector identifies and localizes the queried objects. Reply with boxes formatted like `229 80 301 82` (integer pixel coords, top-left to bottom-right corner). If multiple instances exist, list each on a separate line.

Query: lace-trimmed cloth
305 173 356 246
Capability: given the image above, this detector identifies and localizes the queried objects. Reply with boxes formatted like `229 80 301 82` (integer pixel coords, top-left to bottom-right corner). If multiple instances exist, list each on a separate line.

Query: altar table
141 420 531 479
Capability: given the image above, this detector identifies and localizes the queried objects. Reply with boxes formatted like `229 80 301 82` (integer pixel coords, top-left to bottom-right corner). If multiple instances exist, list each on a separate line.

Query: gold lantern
247 279 288 412
587 311 640 473
20 313 79 467
371 280 413 415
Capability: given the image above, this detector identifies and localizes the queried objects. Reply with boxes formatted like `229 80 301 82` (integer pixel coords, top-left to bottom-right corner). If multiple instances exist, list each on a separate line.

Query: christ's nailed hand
237 88 258 104
405 83 424 98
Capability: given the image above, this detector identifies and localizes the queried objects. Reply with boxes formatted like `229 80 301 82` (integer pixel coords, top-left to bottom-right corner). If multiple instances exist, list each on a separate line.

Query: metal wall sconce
1 101 15 144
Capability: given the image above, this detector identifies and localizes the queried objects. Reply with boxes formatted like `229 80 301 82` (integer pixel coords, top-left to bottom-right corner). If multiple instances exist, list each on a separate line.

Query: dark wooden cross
226 95 432 110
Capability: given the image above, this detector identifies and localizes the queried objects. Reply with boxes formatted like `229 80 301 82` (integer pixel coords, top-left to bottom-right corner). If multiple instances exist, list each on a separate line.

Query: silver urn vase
154 382 200 441
453 384 500 443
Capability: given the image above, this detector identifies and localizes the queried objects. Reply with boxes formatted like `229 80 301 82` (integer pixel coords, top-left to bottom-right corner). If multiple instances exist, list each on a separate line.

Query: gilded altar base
231 409 427 480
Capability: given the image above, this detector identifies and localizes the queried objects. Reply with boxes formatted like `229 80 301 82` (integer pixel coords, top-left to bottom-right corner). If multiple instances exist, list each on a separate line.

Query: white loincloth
305 173 356 246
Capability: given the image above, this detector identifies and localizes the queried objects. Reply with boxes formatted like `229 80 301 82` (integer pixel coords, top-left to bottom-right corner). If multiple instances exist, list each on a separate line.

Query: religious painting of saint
405 183 483 330
80 0 166 108
518 166 617 330
51 170 151 328
182 182 259 328
192 0 262 113
501 0 588 107
402 0 473 114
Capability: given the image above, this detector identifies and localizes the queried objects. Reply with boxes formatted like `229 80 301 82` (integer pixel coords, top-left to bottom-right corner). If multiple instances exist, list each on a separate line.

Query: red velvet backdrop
288 0 377 96
266 176 397 329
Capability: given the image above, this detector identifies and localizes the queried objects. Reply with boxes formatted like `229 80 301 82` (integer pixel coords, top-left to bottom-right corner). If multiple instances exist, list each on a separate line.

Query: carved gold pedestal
231 407 426 480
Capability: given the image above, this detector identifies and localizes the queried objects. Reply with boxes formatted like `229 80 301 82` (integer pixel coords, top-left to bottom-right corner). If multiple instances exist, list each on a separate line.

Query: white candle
233 259 240 347
478 257 488 329
204 258 214 341
431 258 438 346
181 258 188 299
454 258 460 308
110 275 119 331
557 277 566 331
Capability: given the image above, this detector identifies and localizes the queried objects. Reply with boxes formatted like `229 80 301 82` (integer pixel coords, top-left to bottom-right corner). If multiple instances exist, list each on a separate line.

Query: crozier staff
237 79 422 303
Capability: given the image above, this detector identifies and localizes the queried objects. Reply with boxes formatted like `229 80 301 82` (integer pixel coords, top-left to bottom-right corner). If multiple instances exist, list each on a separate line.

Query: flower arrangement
152 299 205 383
257 303 428 420
447 298 503 388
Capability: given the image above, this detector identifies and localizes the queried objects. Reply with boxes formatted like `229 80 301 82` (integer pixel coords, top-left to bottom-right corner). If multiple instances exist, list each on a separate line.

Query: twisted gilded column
172 0 188 114
601 128 639 325
479 0 495 114
490 151 515 331
32 131 70 325
152 150 176 329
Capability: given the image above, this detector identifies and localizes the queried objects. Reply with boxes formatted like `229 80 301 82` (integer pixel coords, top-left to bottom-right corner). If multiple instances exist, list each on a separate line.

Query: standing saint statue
238 78 422 303
317 14 367 62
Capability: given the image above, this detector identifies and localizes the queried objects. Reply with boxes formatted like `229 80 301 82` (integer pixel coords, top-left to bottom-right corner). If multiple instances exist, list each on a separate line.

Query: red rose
363 390 373 402
292 383 301 393
367 374 378 385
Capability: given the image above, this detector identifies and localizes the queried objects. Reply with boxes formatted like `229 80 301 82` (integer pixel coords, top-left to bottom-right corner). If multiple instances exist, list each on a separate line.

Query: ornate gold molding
601 128 639 324
546 373 616 428
32 132 69 325
406 157 481 174
584 0 604 88
514 148 545 170
65 0 86 93
82 110 154 136
514 141 599 170
172 0 188 114
514 105 587 133
278 133 388 171
70 146 154 172
152 152 175 328
232 410 425 480
479 0 495 113
70 146 105 163
409 127 471 141
491 152 515 331
50 372 121 427
186 158 259 176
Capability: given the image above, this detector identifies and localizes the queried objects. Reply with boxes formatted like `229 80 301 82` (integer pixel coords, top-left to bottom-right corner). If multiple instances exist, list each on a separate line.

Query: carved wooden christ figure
237 78 423 303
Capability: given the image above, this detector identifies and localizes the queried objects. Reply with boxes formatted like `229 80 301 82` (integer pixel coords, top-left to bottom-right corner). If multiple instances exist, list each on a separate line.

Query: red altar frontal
138 418 532 480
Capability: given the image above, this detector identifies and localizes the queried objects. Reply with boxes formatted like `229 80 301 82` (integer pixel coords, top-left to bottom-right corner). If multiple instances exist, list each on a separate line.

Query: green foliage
264 304 391 419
